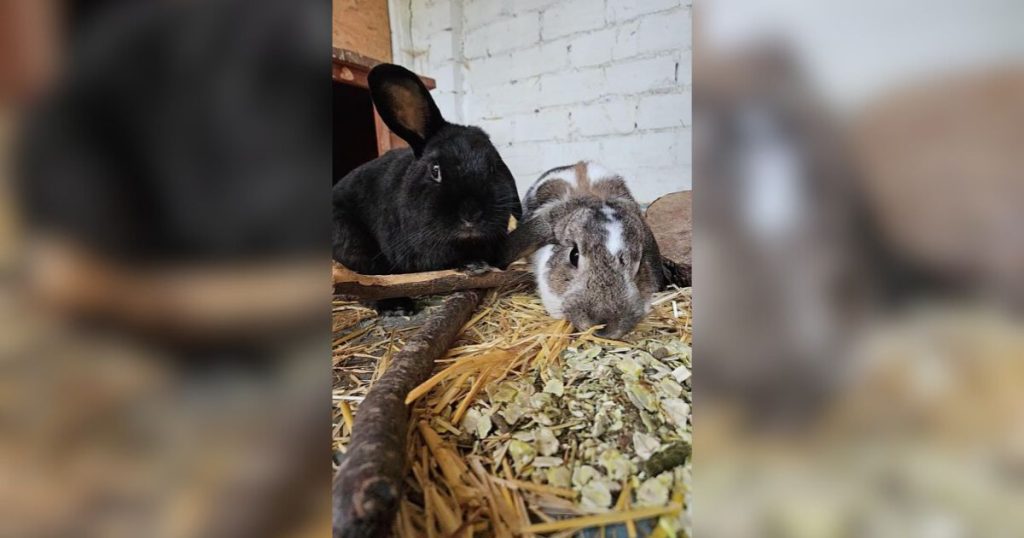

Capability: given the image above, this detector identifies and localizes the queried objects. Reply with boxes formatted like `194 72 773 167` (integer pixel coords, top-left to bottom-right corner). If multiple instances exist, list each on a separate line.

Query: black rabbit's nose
459 206 483 224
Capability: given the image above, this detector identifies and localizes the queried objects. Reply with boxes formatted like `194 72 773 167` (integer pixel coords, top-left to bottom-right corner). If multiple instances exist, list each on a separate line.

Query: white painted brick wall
607 0 679 22
464 13 540 58
637 92 691 130
572 97 637 137
397 0 691 202
541 0 607 40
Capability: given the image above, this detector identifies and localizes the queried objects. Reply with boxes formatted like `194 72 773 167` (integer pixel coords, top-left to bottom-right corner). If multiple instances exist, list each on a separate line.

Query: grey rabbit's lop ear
498 215 554 269
368 64 446 157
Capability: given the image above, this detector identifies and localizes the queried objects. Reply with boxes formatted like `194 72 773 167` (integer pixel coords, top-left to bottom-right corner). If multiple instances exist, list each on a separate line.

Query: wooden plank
331 47 383 70
331 51 436 89
333 263 532 300
333 0 393 63
332 60 370 87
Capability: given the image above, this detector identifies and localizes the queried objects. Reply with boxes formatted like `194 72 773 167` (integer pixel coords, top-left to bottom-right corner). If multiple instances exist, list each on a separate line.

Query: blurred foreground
1 1 331 537
695 1 1024 536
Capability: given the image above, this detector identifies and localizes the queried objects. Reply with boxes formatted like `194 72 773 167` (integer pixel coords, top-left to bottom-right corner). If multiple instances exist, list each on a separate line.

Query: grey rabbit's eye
430 163 442 183
569 245 579 268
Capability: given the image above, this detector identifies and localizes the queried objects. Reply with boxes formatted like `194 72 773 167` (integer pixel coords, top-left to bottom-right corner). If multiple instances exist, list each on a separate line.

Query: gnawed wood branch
332 290 484 538
333 263 531 300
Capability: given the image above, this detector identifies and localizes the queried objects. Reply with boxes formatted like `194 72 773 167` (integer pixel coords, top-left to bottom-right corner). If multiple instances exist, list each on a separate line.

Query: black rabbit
332 64 522 311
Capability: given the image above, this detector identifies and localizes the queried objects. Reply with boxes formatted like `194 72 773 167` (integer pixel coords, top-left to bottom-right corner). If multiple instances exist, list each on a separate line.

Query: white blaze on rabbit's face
523 162 663 339
601 205 625 257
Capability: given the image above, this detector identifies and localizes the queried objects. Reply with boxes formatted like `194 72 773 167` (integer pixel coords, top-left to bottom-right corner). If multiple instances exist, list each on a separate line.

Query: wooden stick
333 263 532 300
332 289 484 538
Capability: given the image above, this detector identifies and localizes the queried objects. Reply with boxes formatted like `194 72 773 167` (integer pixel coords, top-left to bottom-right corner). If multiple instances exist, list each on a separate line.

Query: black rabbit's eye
430 164 442 183
569 245 579 268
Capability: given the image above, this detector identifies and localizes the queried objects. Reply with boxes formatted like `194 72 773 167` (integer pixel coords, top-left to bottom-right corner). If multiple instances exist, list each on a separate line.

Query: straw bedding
333 281 692 537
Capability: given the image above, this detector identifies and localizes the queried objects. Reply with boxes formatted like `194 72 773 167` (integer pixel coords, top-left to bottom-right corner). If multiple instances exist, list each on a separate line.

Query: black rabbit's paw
458 261 496 276
373 297 419 316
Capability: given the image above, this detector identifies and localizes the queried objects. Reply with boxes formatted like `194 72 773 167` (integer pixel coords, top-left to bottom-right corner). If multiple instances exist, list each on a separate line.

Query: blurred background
1 1 331 537
694 0 1024 536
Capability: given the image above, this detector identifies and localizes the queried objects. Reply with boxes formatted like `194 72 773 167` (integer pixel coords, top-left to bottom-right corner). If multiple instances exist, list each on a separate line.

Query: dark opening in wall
333 81 379 183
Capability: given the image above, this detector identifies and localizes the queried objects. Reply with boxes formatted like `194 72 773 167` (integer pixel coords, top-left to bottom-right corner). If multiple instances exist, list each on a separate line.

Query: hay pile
333 282 692 537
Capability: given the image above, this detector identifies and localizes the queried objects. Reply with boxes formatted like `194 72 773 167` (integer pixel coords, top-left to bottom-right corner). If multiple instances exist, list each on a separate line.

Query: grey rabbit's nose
593 318 621 339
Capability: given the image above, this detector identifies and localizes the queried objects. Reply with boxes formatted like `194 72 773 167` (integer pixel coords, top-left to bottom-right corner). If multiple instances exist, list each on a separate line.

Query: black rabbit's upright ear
368 64 445 156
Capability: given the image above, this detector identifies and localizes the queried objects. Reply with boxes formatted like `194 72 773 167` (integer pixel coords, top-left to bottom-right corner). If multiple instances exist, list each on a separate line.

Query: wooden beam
331 49 436 89
332 60 370 88
333 263 532 300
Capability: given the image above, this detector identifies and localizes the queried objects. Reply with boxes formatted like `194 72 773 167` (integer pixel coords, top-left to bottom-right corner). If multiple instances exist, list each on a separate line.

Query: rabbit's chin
455 229 489 242
455 225 505 244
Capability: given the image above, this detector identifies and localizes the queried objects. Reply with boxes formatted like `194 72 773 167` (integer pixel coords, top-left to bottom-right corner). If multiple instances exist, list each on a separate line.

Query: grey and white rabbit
501 162 667 338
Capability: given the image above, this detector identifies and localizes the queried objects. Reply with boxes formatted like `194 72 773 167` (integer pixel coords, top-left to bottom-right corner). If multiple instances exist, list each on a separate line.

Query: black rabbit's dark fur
332 64 521 275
